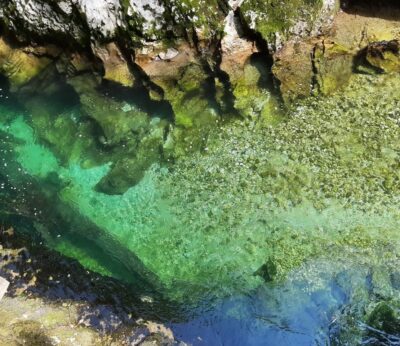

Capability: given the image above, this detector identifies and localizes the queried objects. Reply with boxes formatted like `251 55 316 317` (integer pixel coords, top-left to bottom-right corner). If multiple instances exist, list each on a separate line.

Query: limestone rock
0 0 83 41
220 11 258 83
124 0 167 39
77 0 122 38
157 48 179 61
240 0 340 50
136 43 218 128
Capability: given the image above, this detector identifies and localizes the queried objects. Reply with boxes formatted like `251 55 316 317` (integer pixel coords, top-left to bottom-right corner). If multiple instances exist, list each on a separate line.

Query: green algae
2 72 400 305
241 0 325 42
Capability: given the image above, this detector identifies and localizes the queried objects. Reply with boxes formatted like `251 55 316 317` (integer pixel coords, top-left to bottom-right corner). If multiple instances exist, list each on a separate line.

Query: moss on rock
240 0 327 44
93 42 136 87
154 62 219 128
314 40 354 95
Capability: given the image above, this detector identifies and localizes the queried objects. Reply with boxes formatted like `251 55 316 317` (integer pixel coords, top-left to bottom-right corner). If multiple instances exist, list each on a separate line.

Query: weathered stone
136 43 218 128
157 48 179 61
331 7 400 52
96 121 166 194
273 39 353 102
220 10 258 85
240 0 339 49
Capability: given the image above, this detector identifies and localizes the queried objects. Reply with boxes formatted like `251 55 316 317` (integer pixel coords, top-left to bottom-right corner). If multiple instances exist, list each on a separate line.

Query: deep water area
2 72 400 345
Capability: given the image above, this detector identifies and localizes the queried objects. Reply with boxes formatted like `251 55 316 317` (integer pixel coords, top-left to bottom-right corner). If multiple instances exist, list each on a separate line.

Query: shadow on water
0 128 188 325
99 80 175 122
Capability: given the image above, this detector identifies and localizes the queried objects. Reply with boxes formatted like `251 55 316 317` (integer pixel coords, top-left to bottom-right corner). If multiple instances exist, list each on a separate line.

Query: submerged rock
0 38 52 91
68 74 150 146
366 40 400 73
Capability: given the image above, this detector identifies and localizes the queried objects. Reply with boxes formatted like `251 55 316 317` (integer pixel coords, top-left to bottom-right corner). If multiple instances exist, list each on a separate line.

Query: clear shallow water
2 73 400 344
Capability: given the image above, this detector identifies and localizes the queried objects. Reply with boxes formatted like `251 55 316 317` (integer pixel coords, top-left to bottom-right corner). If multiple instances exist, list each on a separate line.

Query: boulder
136 43 219 128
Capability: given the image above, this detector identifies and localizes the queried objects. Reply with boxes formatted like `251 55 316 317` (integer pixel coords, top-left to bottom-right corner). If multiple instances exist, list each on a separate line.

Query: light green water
2 73 400 334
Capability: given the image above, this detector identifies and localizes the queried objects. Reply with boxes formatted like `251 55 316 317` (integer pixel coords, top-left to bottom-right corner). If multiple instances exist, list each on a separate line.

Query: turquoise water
2 73 400 344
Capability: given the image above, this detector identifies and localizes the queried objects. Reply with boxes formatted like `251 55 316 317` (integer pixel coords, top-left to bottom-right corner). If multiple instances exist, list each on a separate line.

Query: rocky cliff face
1 0 400 193
0 0 339 102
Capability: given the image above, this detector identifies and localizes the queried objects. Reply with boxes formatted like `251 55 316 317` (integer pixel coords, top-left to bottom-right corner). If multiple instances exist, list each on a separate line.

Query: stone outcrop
0 0 343 110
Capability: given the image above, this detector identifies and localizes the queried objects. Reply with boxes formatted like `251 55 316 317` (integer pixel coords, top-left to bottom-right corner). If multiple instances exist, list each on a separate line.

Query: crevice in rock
217 0 231 16
235 8 274 68
311 44 320 95
353 47 382 74
213 40 239 116
234 7 279 95
114 38 175 122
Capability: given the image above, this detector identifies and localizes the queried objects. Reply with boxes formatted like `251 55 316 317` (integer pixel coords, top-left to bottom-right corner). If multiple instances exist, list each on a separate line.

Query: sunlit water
2 73 400 344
